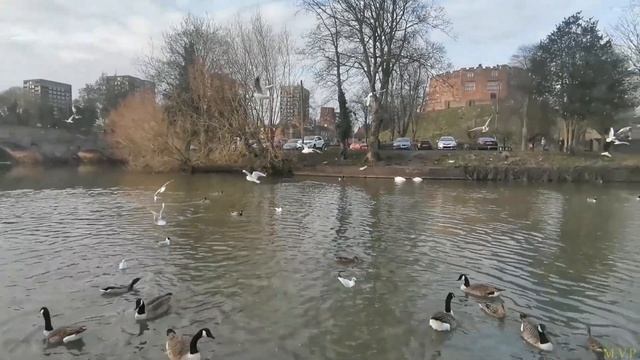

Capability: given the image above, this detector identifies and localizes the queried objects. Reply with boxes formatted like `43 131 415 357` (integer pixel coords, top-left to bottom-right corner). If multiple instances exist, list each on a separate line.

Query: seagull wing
158 203 165 217
608 127 615 140
252 171 266 178
484 116 492 128
242 170 251 176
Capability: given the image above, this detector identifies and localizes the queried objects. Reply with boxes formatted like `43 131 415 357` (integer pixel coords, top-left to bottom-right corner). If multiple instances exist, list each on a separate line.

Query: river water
0 166 639 360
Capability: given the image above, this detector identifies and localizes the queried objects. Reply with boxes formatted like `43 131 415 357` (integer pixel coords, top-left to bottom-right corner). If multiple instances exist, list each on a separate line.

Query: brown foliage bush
106 91 180 171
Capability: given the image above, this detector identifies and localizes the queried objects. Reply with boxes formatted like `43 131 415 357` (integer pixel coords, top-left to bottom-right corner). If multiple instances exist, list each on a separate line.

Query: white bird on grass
301 144 322 154
154 180 173 202
394 176 406 184
359 165 368 171
254 76 273 101
468 116 492 133
243 170 267 183
158 237 171 246
412 177 423 183
151 203 167 226
337 271 356 288
118 259 127 270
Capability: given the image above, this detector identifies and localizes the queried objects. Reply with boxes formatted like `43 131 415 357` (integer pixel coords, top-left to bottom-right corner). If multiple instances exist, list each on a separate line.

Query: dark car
417 140 433 150
476 136 498 150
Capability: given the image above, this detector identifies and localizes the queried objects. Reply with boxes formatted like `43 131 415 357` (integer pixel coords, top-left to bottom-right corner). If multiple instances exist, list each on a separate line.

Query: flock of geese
36 170 621 359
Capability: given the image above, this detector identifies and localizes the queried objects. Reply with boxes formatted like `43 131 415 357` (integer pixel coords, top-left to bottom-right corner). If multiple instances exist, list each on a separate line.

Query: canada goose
586 325 604 354
100 277 141 295
412 177 423 183
230 210 243 216
154 180 174 202
394 176 406 184
587 197 597 203
457 274 504 297
478 302 506 319
243 170 266 184
40 307 87 345
159 237 171 246
429 292 456 331
335 256 360 265
118 259 127 270
135 293 172 321
166 328 215 360
337 271 356 288
520 313 553 351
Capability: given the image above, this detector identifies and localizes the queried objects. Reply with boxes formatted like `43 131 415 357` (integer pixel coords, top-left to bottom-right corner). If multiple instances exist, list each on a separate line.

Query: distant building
105 75 155 97
23 79 72 117
279 85 310 128
319 107 337 128
423 65 524 112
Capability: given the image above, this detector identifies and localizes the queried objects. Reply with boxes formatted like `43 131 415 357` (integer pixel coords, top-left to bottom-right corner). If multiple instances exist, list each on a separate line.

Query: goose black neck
42 309 53 331
463 275 470 287
587 325 591 336
128 277 141 291
445 293 454 313
136 303 146 315
190 330 204 355
538 328 551 344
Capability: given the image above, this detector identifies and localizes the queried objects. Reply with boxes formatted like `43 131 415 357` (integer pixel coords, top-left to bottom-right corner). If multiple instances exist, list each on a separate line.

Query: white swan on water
394 176 406 184
412 177 423 183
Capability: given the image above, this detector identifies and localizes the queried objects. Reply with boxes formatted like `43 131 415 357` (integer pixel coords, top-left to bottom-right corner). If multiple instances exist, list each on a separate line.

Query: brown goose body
479 302 506 319
458 274 504 297
587 325 604 354
520 313 553 351
166 328 214 360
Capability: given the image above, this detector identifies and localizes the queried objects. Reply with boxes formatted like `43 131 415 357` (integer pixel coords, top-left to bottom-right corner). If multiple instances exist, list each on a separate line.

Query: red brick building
319 107 337 128
423 65 523 112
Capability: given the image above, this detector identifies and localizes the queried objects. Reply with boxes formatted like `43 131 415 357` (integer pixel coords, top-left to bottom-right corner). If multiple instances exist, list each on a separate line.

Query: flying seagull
468 116 492 133
154 180 173 202
243 170 267 184
65 105 82 124
151 203 167 226
365 89 386 107
601 127 630 157
254 76 273 101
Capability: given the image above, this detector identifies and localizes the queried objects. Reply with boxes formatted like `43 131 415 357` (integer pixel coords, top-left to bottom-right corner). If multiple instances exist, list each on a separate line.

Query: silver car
437 136 457 150
392 137 413 150
283 138 302 150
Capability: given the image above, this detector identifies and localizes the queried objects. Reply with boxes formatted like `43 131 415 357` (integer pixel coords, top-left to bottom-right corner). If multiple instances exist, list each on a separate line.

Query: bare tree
329 0 449 161
612 1 640 73
510 44 536 151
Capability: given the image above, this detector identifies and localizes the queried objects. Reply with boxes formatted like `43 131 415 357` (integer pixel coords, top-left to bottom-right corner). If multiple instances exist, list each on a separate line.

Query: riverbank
291 148 640 183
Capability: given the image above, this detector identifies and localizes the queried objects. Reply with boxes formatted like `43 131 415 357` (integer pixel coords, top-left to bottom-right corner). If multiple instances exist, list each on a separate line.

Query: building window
490 93 497 100
466 72 474 79
491 70 498 78
487 81 501 92
464 82 476 92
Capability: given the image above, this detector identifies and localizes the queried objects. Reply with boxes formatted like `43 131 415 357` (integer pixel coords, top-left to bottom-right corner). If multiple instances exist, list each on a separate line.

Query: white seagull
151 203 167 226
118 259 128 270
587 197 597 203
394 176 406 184
243 170 267 183
301 144 322 154
154 180 173 202
158 237 171 246
337 271 356 288
468 116 492 133
365 89 386 107
359 165 368 171
254 76 273 101
274 207 282 214
602 127 630 157
65 105 82 124
412 177 423 183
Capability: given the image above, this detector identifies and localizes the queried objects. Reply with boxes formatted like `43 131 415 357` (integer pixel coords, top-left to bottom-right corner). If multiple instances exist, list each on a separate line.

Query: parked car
303 135 326 150
476 136 498 150
437 136 457 150
392 137 413 150
417 140 433 150
283 138 302 150
350 142 368 151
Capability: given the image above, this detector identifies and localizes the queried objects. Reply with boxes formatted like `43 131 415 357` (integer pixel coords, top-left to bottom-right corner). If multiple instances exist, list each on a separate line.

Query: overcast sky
0 0 630 98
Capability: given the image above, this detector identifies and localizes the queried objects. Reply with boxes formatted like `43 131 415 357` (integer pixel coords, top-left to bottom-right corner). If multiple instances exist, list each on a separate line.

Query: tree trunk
520 96 529 152
366 99 382 162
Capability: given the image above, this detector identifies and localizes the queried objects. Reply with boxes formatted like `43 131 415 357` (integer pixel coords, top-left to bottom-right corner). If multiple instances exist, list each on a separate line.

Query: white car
437 136 457 150
303 136 326 150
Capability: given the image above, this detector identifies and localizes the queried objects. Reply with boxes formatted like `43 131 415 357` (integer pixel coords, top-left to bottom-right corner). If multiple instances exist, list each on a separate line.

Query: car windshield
395 138 410 142
440 137 454 141
287 139 301 143
304 136 315 141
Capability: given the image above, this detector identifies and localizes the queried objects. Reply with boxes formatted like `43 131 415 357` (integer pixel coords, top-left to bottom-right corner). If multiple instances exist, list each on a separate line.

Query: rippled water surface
1 166 639 360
